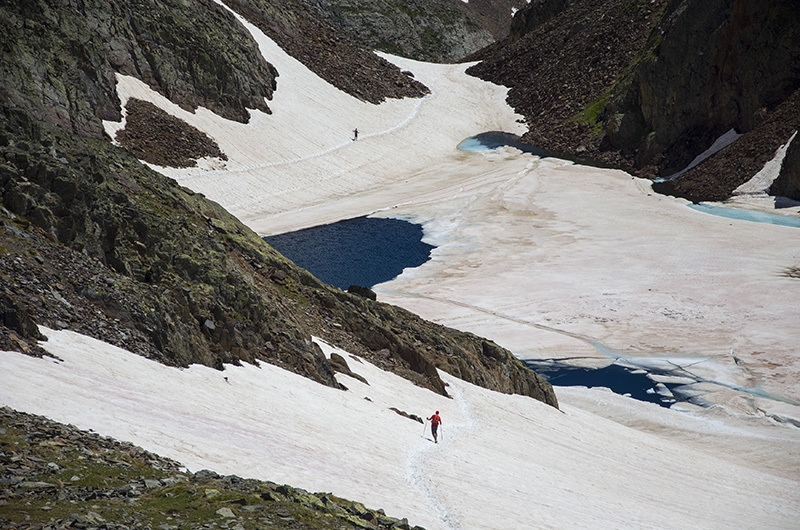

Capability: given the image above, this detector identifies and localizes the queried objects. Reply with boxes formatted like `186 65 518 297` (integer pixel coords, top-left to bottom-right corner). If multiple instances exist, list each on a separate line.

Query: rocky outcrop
221 0 429 103
116 98 228 168
0 0 278 139
771 131 800 201
468 0 800 200
329 352 370 385
324 297 558 406
348 284 378 301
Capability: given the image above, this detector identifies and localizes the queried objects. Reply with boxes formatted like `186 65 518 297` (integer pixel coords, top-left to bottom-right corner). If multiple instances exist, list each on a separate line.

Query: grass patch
570 91 612 133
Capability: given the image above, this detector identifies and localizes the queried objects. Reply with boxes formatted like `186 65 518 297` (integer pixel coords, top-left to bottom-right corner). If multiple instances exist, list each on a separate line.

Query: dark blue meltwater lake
263 216 434 290
525 360 681 408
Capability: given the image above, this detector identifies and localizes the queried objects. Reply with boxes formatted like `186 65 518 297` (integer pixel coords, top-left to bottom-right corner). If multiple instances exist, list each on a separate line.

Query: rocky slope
220 0 429 103
305 0 493 63
0 0 278 139
0 0 557 408
304 0 531 63
468 0 800 201
0 407 422 529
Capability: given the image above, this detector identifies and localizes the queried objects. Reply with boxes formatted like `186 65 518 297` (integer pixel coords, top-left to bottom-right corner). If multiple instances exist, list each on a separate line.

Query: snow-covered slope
103 0 800 424
2 329 798 529
102 1 526 235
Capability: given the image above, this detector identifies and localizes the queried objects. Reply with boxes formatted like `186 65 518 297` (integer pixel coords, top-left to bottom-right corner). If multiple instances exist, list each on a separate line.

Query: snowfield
2 330 799 529
3 2 800 528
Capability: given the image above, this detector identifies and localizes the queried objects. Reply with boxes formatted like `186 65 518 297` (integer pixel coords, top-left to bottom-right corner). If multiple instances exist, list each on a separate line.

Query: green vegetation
571 90 612 133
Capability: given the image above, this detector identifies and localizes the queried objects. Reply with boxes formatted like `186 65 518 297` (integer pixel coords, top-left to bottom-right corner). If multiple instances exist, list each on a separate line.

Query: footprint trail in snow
404 380 477 530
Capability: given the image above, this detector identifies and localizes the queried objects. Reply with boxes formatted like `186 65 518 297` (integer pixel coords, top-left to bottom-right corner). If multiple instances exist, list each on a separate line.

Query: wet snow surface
2 330 799 529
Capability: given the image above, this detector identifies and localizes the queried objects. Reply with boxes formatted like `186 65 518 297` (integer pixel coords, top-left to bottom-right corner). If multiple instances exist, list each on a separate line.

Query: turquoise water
457 131 552 157
457 131 609 168
689 203 800 228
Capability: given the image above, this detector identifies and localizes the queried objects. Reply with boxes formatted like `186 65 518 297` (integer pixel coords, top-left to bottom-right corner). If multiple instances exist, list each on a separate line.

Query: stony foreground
0 407 421 530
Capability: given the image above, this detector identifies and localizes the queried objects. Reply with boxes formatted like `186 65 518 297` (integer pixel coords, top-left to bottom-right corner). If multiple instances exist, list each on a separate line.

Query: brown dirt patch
115 98 228 168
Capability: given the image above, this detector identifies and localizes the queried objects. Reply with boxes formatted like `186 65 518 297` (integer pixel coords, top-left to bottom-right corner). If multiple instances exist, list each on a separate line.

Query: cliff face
468 0 800 200
0 0 278 138
0 0 557 407
603 0 800 176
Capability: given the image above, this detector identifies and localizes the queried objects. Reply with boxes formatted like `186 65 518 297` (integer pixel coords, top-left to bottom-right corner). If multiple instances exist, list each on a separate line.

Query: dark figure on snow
428 411 442 443
353 128 358 141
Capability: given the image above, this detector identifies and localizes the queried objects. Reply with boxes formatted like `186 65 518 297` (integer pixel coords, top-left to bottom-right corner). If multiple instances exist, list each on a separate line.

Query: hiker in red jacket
428 411 442 443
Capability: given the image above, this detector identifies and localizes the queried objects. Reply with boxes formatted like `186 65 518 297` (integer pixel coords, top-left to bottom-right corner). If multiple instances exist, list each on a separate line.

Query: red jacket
428 414 441 426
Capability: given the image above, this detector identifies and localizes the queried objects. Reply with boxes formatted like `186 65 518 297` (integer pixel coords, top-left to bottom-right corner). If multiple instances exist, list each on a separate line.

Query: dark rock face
468 0 800 200
0 0 278 138
770 130 800 201
603 0 800 176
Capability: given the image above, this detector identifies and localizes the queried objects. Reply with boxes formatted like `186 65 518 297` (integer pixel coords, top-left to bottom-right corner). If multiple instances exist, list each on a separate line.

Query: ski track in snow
404 381 477 530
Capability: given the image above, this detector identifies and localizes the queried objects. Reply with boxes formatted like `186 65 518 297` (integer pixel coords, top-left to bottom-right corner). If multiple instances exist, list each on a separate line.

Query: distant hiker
428 410 442 443
353 128 358 141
